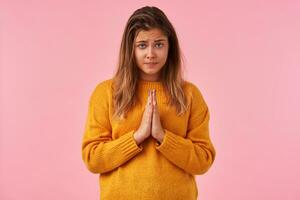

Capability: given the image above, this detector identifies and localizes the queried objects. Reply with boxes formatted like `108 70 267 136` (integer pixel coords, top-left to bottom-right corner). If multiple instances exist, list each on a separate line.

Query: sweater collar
137 79 164 91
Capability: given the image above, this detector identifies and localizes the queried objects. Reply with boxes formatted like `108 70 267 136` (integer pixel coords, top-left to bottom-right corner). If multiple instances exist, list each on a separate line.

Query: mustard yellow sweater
81 79 216 200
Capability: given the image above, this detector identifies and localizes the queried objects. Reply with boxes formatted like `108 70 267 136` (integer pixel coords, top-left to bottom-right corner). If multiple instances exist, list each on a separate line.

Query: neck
138 72 161 82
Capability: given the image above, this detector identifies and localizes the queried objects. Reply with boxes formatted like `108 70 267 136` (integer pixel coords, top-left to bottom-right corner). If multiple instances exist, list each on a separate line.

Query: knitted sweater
81 78 216 200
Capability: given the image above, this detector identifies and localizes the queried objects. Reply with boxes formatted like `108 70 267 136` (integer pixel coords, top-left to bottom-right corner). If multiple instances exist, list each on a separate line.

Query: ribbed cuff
155 129 180 151
119 131 143 157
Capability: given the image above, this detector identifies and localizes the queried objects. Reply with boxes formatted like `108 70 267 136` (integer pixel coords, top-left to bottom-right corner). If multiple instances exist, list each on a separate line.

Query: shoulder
182 80 208 108
183 80 203 97
89 78 114 103
94 78 113 91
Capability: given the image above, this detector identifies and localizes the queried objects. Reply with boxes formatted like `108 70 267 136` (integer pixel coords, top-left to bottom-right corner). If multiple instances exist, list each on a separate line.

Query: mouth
144 62 158 68
144 62 158 64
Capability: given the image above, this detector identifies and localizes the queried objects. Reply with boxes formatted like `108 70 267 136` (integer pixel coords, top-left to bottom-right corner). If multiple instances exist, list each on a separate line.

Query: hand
151 89 165 143
133 89 153 145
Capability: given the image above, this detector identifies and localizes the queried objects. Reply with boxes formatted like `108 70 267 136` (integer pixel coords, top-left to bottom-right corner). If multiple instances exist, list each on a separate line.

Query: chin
145 69 160 74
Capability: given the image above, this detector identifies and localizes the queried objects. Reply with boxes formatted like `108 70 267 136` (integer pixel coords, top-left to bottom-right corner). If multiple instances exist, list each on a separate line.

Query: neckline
137 79 164 91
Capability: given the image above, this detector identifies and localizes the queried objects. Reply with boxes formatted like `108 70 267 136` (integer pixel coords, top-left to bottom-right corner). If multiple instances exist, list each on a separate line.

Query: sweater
81 78 216 200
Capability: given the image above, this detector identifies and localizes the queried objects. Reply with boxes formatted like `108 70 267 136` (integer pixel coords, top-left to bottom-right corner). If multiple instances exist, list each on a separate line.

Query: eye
155 43 163 48
137 44 146 49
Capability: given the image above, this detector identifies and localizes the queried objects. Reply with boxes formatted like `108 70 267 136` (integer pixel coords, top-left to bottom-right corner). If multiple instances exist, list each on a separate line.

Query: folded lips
145 62 158 64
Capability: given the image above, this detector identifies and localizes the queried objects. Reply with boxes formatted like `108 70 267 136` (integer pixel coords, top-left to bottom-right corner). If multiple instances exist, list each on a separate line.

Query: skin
133 28 168 144
134 28 169 82
151 89 165 143
134 89 165 145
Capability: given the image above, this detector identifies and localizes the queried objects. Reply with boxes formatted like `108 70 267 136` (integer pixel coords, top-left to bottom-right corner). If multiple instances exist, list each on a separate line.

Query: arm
81 82 143 174
155 86 216 175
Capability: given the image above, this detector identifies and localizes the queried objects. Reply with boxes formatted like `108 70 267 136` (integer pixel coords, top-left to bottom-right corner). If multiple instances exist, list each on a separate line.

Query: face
134 28 169 81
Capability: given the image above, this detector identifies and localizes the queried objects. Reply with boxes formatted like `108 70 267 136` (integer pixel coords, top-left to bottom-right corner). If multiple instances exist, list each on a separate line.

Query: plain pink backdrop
1 0 300 199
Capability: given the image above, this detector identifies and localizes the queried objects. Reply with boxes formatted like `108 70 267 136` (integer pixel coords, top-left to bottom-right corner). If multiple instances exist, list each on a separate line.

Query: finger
151 89 156 107
153 89 157 106
147 89 152 106
146 90 153 117
152 89 157 107
155 92 160 118
144 90 152 120
151 90 155 121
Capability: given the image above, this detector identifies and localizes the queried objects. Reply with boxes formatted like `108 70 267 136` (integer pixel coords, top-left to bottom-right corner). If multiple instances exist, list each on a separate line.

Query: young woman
81 6 216 200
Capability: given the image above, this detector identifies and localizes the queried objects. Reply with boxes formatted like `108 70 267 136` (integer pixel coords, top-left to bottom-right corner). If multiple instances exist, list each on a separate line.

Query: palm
151 90 164 141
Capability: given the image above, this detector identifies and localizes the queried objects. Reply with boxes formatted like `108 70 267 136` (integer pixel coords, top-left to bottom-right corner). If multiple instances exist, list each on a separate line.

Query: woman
81 6 216 200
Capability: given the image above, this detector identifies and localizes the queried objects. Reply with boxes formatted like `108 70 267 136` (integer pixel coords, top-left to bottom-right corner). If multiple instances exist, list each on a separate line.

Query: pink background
1 0 300 199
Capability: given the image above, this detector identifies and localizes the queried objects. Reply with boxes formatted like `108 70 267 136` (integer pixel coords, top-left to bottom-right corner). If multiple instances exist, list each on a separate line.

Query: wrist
133 131 145 145
156 131 165 144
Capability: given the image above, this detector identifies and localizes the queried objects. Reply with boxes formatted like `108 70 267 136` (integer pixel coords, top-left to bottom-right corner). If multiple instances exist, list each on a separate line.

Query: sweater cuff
155 129 180 151
119 130 143 157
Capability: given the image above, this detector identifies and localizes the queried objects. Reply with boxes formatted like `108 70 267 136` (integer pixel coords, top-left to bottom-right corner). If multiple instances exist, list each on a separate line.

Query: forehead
135 28 167 41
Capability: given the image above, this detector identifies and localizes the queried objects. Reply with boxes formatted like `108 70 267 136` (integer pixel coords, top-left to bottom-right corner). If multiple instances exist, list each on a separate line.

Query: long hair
112 6 188 119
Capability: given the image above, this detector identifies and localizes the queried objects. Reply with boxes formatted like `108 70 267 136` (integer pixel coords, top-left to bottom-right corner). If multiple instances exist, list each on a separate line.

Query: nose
146 46 155 59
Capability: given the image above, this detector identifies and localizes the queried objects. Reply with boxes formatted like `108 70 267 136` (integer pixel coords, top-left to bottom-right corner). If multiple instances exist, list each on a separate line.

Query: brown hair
112 6 187 119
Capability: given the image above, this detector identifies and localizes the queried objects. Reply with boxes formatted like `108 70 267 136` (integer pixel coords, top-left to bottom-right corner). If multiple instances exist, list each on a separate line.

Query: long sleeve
81 82 143 174
155 85 216 175
82 79 216 200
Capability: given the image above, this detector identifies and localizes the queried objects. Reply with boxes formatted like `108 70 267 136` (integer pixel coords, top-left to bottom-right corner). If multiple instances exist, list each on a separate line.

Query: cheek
134 51 141 63
135 50 144 61
161 49 169 60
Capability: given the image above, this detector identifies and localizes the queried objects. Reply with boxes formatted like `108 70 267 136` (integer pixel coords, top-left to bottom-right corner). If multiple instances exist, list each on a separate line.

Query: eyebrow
136 39 167 43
